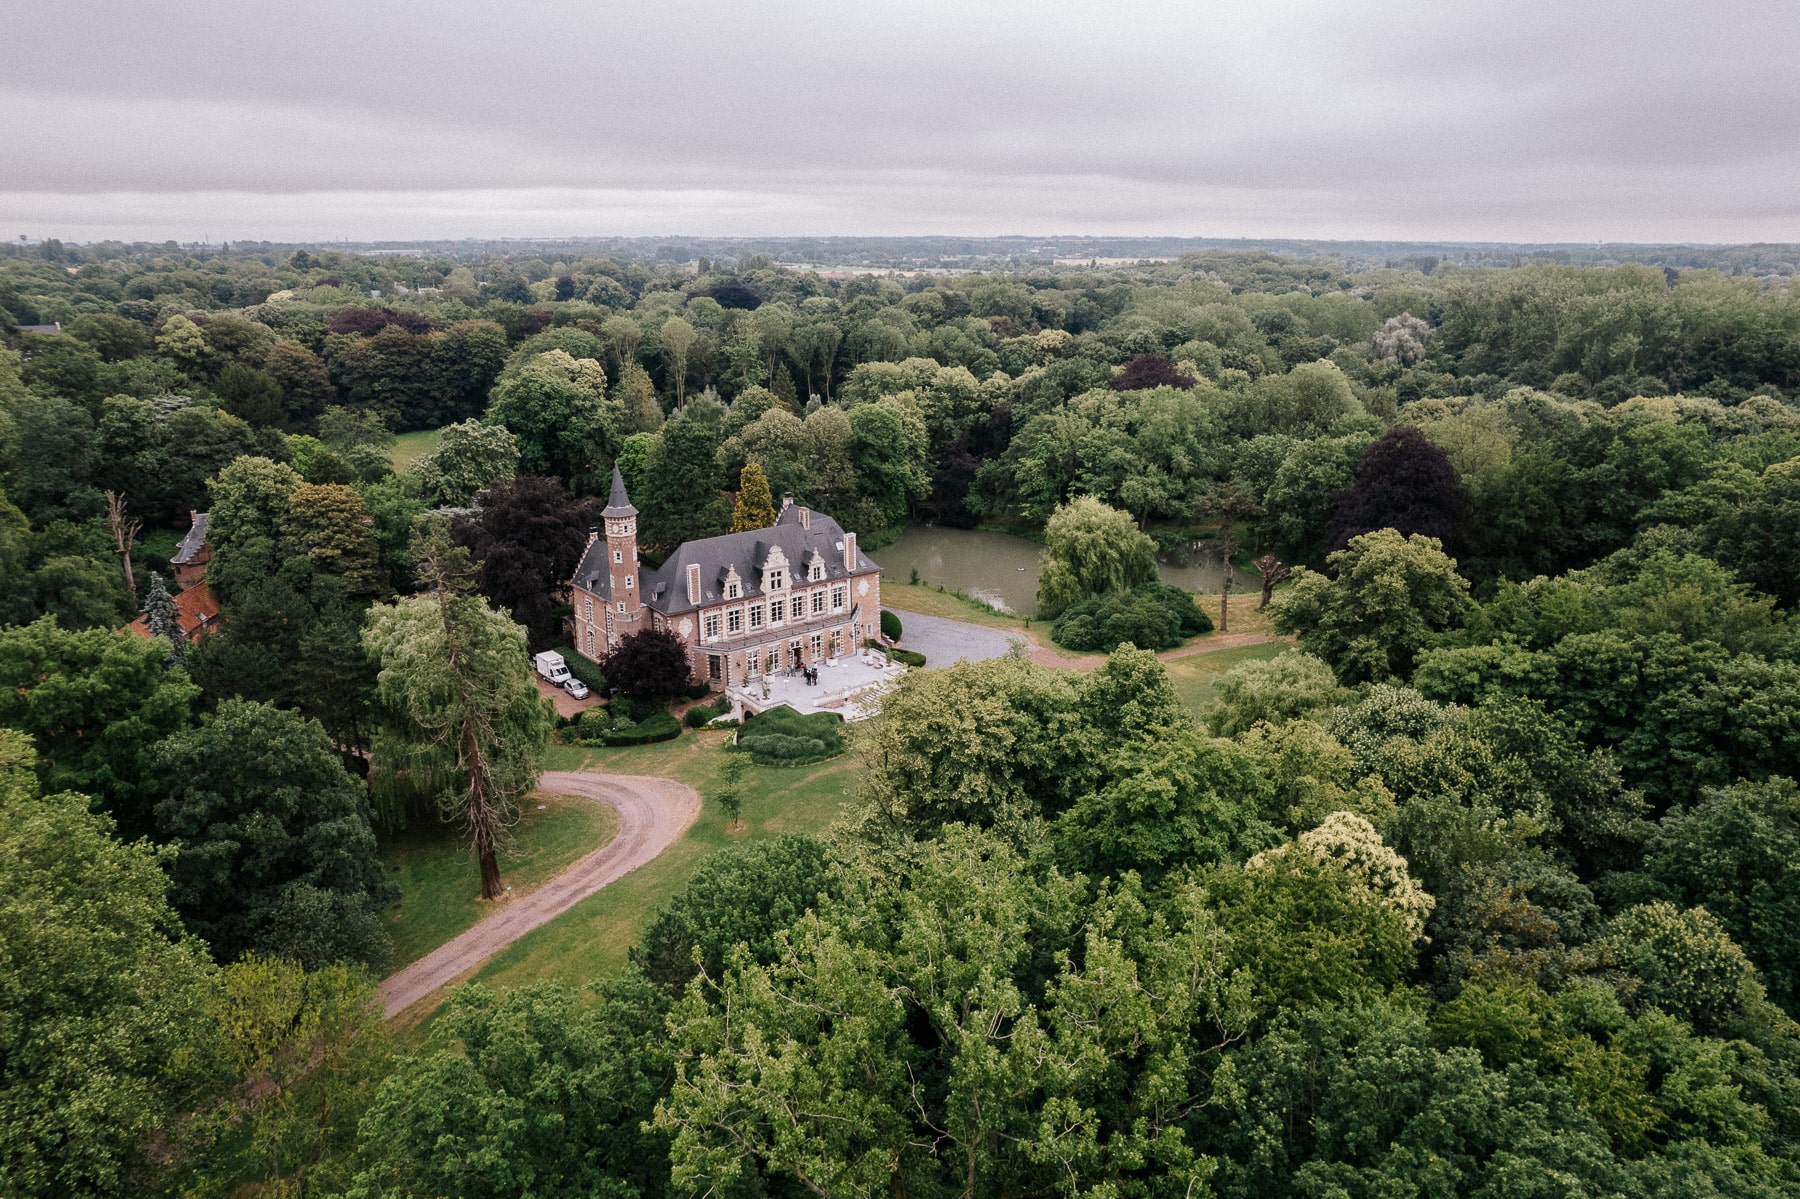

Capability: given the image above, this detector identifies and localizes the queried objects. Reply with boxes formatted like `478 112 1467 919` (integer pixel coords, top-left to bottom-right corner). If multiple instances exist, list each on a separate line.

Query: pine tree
731 462 778 532
141 572 185 666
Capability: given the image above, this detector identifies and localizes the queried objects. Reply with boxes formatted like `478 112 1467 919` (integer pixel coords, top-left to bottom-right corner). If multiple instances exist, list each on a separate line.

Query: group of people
800 664 820 685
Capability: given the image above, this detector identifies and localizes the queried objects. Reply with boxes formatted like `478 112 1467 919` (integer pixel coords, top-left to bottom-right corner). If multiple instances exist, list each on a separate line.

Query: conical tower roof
602 464 637 518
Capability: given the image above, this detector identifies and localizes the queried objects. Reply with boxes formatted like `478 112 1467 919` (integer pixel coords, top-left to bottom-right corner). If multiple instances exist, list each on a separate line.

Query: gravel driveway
377 770 700 1018
891 609 1027 667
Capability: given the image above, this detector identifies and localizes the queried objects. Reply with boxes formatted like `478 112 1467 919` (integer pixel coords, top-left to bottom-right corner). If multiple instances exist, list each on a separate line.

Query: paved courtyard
890 610 1027 667
729 652 907 720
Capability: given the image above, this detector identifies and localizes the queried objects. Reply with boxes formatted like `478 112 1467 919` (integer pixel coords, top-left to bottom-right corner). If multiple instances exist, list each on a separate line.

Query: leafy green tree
353 974 674 1199
485 350 617 483
364 523 553 897
190 954 391 1196
847 397 928 531
1272 529 1471 683
1054 728 1278 883
283 482 384 595
0 731 221 1198
1643 777 1800 1016
416 418 522 506
1262 433 1370 567
634 834 837 991
1036 495 1158 617
264 339 336 431
1204 649 1348 736
427 319 510 425
729 461 777 532
637 414 728 554
148 699 397 967
0 616 199 833
207 456 304 599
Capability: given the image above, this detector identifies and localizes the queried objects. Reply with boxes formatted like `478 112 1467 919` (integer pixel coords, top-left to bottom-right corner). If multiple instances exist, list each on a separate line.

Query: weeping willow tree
362 519 554 898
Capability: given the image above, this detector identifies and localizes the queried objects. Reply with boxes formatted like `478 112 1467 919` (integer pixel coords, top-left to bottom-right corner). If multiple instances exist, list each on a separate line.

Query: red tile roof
127 583 222 642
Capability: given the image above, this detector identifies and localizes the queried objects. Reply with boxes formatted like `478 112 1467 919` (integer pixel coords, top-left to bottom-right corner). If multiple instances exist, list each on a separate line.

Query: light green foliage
207 455 304 596
1271 528 1472 683
1234 718 1396 833
147 698 398 967
1204 648 1348 736
1250 811 1434 939
416 418 521 506
1604 903 1769 1038
1036 495 1158 617
193 954 391 1197
485 349 621 483
0 731 220 1198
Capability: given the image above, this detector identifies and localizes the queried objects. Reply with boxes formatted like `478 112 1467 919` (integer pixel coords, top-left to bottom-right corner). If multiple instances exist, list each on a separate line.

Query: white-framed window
831 584 847 612
770 597 785 624
809 560 824 581
613 549 623 563
625 573 633 589
584 598 593 619
585 627 595 655
811 589 826 616
726 579 741 599
811 633 823 658
703 612 721 640
768 568 785 590
727 608 744 635
748 603 765 630
616 601 626 613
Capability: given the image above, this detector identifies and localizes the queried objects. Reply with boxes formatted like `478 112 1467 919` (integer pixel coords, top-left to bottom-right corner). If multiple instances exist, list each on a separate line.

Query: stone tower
602 465 644 646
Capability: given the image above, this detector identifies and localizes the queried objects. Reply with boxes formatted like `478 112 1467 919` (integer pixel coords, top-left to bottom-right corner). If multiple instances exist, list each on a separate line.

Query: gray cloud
4 0 1798 241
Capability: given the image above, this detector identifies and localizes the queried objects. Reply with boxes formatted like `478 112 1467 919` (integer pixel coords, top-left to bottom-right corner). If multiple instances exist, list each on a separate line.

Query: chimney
843 531 857 571
687 563 701 604
797 506 810 529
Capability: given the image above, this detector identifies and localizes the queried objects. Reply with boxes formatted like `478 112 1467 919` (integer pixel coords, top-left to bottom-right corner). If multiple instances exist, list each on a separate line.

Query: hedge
547 643 609 691
732 704 846 765
599 711 682 746
865 638 926 668
686 696 732 727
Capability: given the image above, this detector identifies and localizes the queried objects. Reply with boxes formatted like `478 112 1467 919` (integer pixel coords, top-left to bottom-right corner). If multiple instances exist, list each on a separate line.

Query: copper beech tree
363 518 554 899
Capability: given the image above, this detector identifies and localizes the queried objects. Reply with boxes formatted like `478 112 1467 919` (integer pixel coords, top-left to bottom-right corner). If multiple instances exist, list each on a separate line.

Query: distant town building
567 469 882 688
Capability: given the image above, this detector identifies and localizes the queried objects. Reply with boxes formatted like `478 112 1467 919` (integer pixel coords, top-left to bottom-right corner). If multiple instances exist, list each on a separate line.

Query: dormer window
808 559 825 582
726 580 740 600
768 568 785 591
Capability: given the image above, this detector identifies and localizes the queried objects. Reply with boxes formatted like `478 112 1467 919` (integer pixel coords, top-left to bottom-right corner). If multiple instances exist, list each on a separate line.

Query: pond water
871 525 1225 616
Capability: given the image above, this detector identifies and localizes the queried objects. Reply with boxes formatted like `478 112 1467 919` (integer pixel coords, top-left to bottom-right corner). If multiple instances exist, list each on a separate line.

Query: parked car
563 678 590 700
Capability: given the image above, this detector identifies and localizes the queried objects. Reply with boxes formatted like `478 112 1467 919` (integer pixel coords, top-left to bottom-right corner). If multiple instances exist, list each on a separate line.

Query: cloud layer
5 0 1798 242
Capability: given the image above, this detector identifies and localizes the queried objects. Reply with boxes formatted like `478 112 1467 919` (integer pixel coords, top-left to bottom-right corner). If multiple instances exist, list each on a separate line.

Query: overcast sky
4 0 1797 244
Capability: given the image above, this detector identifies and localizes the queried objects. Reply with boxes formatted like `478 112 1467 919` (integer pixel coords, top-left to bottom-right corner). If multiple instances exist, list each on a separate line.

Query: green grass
389 427 443 473
381 790 621 969
466 731 861 996
1163 641 1287 720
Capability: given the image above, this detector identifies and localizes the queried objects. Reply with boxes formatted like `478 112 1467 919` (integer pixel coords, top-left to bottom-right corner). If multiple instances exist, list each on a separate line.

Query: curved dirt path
378 771 701 1019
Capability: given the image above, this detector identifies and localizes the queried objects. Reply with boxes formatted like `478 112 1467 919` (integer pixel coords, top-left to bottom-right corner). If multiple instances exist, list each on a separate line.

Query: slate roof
572 500 876 616
172 513 211 565
601 465 637 519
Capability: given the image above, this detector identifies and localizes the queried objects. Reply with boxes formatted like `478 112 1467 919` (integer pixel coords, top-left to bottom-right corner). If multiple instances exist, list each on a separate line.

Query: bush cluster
685 696 732 728
1051 584 1212 652
598 711 682 746
733 705 846 765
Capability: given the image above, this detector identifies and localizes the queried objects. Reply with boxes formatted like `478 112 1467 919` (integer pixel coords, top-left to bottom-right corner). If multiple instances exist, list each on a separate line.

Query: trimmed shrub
734 705 846 765
613 694 665 724
600 711 682 746
1051 584 1212 653
684 681 713 701
889 647 927 668
880 609 904 641
576 706 614 742
686 696 731 728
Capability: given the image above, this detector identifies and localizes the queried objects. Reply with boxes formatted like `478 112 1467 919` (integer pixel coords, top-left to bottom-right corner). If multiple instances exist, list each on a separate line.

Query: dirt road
377 771 701 1019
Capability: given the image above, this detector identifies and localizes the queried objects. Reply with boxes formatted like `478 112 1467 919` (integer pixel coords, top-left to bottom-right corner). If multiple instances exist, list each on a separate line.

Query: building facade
568 469 883 688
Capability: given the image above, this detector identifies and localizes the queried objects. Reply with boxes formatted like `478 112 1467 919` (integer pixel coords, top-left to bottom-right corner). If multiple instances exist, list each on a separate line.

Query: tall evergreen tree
141 571 185 666
730 462 778 532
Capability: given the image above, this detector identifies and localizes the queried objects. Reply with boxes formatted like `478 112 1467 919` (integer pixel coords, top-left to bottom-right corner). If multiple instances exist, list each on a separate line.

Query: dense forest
4 238 1800 1196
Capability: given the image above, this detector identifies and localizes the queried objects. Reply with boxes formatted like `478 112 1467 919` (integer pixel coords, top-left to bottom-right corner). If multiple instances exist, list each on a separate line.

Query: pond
871 525 1226 616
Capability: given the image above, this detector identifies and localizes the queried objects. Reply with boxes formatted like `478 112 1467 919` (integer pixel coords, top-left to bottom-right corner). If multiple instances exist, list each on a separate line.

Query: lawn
381 789 621 969
881 580 1037 632
389 427 443 473
1163 640 1288 720
466 730 862 995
